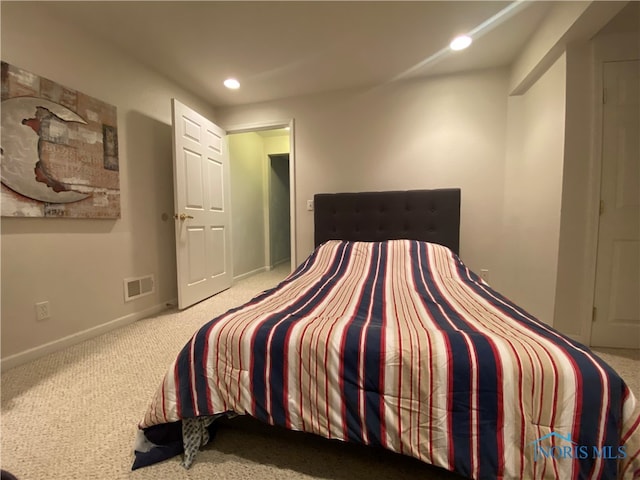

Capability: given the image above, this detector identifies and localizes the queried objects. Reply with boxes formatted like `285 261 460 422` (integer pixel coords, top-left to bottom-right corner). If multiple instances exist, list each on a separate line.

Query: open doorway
227 127 292 281
267 153 291 269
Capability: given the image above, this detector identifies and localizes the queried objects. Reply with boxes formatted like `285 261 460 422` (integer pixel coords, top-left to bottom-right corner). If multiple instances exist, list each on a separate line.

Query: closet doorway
267 153 291 270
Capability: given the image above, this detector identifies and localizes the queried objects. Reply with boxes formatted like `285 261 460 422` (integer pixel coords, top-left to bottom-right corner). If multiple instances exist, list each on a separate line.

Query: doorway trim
225 119 297 272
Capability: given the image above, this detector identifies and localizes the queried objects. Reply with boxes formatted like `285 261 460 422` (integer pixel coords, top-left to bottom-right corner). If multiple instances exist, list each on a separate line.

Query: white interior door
172 99 232 309
590 60 639 348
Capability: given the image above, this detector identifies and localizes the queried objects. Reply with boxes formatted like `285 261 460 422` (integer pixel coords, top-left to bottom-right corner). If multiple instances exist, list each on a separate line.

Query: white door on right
591 60 639 349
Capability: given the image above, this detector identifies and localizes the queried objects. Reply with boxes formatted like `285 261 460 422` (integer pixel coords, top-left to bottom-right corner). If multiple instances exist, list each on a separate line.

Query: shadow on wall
125 111 177 301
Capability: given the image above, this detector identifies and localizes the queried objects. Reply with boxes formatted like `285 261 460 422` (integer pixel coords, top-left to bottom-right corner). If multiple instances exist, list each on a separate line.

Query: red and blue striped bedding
137 240 640 479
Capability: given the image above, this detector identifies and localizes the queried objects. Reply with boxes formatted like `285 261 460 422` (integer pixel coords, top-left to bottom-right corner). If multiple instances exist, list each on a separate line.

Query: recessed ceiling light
223 78 240 89
450 35 472 51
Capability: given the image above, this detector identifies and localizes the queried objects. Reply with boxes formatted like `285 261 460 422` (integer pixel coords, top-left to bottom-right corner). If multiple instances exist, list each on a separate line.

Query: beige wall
509 1 588 94
498 54 567 325
264 135 290 157
1 3 217 362
216 69 510 277
552 42 595 338
500 3 629 335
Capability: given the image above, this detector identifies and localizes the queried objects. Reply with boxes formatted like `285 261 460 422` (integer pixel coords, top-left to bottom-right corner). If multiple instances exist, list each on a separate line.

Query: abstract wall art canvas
1 62 121 218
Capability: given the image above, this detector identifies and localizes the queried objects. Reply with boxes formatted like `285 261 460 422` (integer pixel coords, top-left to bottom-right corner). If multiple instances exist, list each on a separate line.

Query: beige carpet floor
1 265 638 480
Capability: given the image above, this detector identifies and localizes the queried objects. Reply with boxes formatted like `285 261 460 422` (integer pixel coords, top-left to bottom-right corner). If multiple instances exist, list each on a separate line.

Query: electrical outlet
306 200 314 211
480 269 489 282
35 301 50 321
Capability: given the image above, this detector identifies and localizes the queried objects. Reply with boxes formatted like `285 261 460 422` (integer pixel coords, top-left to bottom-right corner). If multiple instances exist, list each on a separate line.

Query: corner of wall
509 1 626 96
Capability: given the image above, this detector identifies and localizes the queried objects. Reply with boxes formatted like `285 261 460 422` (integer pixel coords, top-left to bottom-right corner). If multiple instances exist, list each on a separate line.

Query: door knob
174 213 194 220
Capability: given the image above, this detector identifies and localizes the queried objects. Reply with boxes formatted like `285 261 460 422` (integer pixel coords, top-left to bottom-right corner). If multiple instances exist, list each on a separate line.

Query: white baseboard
1 299 174 371
233 266 268 282
272 257 291 268
233 259 291 282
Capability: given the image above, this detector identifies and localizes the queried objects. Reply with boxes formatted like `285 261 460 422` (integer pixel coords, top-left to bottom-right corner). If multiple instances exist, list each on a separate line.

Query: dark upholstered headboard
314 189 461 255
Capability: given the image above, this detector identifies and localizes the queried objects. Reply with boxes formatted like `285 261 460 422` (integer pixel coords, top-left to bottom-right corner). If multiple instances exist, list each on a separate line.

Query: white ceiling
42 1 553 108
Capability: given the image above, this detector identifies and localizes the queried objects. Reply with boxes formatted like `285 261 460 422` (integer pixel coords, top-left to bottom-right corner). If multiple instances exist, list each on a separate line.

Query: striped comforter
138 240 640 479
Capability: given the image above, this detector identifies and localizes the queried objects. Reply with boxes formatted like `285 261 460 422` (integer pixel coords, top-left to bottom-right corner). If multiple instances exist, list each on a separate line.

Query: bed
133 188 640 479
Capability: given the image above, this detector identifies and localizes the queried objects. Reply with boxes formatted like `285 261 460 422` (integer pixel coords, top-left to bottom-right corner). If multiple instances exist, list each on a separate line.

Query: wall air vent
124 274 155 302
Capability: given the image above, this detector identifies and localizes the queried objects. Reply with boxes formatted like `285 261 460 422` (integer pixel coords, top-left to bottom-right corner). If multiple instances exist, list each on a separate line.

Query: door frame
583 32 639 346
225 119 297 272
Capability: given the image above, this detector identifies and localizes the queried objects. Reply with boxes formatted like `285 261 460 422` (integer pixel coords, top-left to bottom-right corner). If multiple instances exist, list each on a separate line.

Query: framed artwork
1 61 121 218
